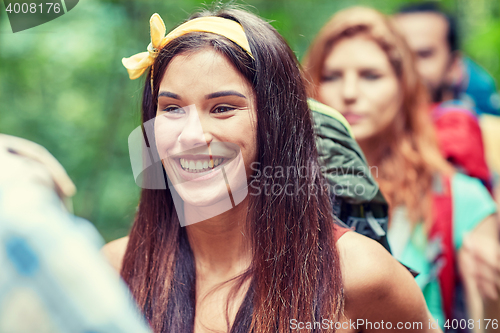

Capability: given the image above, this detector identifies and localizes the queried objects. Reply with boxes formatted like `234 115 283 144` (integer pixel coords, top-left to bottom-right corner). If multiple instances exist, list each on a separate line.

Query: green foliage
1 0 498 242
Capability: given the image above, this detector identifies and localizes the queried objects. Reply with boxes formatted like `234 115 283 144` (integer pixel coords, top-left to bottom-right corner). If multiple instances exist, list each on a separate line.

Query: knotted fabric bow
122 13 254 81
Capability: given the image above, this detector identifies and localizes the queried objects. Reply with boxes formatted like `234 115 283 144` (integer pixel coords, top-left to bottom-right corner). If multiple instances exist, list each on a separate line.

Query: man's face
395 12 452 98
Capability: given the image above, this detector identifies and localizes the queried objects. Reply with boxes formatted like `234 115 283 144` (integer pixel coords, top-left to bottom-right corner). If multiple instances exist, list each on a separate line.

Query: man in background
395 2 500 116
394 2 497 193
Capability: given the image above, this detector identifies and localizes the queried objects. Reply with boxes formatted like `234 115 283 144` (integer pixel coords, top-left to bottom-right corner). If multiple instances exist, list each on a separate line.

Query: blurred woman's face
154 48 257 214
318 35 402 141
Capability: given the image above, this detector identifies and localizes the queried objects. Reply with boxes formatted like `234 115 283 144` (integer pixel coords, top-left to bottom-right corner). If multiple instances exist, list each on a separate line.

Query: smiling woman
101 5 438 333
154 50 256 219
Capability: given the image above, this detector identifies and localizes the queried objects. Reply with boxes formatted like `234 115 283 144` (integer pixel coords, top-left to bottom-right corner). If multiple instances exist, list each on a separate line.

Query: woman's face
154 48 257 210
318 35 402 141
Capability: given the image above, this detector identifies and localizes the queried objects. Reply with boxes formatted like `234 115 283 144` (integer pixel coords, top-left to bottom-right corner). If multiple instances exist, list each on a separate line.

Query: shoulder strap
429 174 455 321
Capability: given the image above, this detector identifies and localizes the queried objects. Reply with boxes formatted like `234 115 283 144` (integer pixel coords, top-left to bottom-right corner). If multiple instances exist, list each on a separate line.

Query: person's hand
459 214 500 333
462 235 500 302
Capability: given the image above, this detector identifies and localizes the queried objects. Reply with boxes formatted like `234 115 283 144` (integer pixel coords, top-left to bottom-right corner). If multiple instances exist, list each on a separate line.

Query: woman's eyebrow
158 91 181 99
205 90 246 100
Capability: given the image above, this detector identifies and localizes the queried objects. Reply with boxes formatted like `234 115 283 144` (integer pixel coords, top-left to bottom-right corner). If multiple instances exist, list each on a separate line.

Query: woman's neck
357 134 386 167
185 197 252 280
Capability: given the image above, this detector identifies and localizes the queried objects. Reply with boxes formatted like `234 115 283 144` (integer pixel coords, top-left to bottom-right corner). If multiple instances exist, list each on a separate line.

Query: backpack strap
429 173 455 321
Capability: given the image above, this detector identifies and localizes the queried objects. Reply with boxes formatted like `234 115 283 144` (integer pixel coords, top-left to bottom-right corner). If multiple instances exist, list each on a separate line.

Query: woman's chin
350 125 376 142
174 185 232 208
174 186 236 226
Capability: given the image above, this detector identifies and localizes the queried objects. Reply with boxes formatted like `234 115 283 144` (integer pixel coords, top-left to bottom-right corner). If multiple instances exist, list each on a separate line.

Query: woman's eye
321 73 341 82
361 72 381 80
212 106 236 114
162 106 185 113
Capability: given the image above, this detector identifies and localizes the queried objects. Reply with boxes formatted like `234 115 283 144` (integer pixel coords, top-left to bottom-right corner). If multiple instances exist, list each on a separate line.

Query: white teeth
179 158 225 173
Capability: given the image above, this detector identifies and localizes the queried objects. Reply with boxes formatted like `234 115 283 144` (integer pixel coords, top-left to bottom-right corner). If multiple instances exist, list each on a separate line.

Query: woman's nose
342 73 358 104
178 105 212 148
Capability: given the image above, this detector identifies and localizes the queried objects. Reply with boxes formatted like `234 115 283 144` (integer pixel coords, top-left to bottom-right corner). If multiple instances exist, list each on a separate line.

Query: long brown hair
302 6 452 224
121 6 343 333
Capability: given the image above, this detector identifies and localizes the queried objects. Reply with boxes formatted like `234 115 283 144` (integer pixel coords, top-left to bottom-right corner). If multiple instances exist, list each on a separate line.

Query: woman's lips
343 111 365 124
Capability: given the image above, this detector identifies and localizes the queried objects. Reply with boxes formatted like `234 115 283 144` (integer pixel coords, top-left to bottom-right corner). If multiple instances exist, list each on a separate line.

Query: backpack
309 99 391 253
431 100 493 193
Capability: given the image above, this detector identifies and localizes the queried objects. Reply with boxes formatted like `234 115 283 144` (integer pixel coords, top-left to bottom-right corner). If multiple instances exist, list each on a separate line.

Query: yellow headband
122 13 254 81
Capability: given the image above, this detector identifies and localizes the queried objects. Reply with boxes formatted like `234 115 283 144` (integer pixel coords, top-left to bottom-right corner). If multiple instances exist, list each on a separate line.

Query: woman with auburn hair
303 6 500 330
102 6 437 333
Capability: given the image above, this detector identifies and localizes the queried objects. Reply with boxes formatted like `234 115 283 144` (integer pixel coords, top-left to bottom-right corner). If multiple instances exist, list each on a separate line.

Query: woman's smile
168 154 235 182
154 48 257 208
178 156 225 173
164 141 241 182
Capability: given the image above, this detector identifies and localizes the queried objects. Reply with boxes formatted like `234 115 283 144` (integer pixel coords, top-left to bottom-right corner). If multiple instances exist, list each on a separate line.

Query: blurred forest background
1 0 499 242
